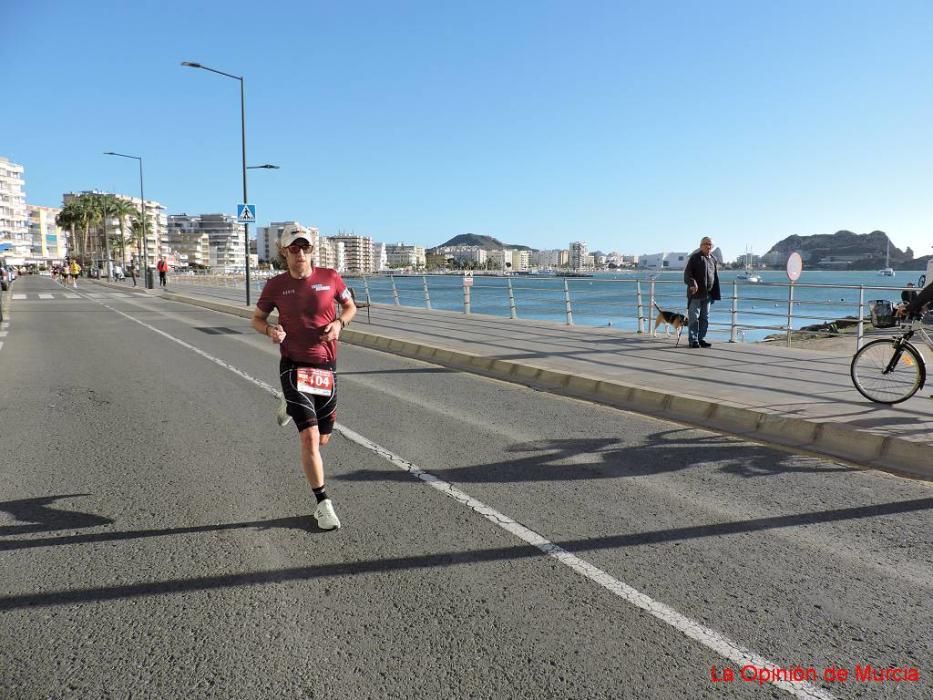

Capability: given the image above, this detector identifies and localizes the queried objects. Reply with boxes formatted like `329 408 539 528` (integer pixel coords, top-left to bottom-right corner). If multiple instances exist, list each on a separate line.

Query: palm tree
130 211 152 270
74 194 102 267
55 202 82 259
109 197 138 267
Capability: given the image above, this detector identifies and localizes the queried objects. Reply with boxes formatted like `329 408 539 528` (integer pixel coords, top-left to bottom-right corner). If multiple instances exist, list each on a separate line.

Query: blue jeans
687 297 711 344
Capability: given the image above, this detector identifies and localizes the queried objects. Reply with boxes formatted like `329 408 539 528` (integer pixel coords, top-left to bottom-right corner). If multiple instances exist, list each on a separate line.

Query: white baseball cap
279 225 312 248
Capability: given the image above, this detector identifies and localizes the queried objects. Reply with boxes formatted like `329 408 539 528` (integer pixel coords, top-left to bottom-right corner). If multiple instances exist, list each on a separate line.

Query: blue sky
3 0 932 260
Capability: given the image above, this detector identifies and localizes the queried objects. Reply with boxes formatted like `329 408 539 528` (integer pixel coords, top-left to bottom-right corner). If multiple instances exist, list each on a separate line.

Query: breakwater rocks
763 316 862 343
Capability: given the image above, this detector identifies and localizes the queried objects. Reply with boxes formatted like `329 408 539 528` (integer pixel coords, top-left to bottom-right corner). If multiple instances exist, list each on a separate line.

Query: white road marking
12 294 26 300
0 331 7 338
97 299 835 700
64 293 79 299
0 322 9 330
38 293 53 299
0 342 3 351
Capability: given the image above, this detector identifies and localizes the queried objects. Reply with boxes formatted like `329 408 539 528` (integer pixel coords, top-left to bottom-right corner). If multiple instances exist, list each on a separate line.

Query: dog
652 302 687 339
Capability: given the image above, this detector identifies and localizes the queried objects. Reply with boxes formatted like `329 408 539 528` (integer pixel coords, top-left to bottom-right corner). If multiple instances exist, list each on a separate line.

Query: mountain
434 233 533 251
764 230 926 270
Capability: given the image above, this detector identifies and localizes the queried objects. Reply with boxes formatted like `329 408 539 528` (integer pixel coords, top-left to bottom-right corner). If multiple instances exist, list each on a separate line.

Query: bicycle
850 300 931 404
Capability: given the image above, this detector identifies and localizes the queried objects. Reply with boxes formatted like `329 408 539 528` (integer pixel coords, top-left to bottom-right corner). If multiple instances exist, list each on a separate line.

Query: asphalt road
1 275 930 700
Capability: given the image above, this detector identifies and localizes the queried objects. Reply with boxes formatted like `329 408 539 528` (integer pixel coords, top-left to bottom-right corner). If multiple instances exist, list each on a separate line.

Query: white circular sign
786 252 803 282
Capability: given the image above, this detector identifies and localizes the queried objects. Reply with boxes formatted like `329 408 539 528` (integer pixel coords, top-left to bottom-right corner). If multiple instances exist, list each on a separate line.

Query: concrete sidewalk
105 280 933 480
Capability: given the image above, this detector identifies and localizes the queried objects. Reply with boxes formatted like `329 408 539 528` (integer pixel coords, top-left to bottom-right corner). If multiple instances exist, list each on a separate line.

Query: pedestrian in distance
128 260 137 287
251 225 357 531
68 259 81 288
683 236 721 348
157 257 168 287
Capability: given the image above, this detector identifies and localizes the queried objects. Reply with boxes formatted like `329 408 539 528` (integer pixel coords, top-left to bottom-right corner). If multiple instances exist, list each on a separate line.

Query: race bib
296 368 334 397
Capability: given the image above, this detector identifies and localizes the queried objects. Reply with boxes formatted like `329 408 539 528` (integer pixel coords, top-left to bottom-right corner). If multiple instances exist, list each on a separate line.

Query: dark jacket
684 251 721 302
906 281 933 317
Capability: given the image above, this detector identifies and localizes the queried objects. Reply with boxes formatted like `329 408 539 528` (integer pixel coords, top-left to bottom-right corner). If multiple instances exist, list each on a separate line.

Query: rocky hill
764 230 925 270
434 233 533 251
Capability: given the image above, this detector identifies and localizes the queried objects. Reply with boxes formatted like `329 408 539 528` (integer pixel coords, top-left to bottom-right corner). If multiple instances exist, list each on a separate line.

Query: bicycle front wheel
850 339 926 404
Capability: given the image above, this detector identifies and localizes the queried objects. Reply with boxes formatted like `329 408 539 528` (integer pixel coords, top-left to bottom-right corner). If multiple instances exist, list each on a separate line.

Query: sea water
351 269 927 343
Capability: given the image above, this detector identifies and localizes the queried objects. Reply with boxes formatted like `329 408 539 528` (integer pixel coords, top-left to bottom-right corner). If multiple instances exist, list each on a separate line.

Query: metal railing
169 270 926 349
349 274 926 349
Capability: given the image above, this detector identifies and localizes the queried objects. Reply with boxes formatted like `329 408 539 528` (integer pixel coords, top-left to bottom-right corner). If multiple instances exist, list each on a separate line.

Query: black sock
312 485 329 503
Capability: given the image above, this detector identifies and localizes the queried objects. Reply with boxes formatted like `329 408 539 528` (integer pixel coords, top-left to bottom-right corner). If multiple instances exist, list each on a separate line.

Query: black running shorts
279 357 337 434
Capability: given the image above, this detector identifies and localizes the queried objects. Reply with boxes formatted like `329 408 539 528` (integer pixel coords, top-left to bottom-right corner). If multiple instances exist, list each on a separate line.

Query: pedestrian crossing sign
237 204 256 223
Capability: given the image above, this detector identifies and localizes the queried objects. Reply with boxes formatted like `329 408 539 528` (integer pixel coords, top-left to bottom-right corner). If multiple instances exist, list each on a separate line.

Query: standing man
683 236 721 348
128 259 137 287
157 257 168 287
251 225 357 531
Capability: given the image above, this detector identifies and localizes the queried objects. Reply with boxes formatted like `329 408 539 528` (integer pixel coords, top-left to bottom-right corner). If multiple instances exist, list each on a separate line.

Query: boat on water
737 247 762 283
555 271 594 278
878 239 895 276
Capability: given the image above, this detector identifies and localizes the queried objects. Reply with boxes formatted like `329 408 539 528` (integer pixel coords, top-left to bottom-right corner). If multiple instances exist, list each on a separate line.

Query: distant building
0 157 30 260
328 234 374 273
435 245 486 267
28 205 66 260
385 242 426 269
374 242 388 271
569 241 589 270
639 252 689 270
167 213 244 271
530 249 564 268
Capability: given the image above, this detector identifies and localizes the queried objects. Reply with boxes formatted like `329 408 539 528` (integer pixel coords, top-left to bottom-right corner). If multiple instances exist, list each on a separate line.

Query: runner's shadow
0 495 114 535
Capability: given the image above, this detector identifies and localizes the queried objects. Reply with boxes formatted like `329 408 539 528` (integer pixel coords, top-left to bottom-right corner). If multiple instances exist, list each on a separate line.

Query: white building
0 157 30 260
374 242 388 271
167 213 244 271
436 245 486 267
385 242 426 270
28 205 66 260
639 252 690 270
531 249 564 269
569 241 590 270
329 234 375 273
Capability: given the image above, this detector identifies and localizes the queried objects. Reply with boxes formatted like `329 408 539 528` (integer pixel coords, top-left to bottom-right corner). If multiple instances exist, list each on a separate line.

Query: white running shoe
313 499 341 531
276 395 292 427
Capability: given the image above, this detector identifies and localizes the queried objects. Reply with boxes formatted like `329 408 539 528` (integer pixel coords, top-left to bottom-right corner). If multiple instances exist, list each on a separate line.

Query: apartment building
329 234 374 273
435 245 487 267
0 156 30 260
167 213 244 272
569 241 589 271
28 205 66 260
638 251 689 270
385 242 426 269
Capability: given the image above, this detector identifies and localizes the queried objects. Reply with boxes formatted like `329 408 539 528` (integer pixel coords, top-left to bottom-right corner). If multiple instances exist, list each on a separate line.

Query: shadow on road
1 496 929 611
0 495 114 536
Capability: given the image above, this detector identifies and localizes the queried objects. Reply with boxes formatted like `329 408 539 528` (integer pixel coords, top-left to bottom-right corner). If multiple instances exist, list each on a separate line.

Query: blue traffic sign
237 203 256 223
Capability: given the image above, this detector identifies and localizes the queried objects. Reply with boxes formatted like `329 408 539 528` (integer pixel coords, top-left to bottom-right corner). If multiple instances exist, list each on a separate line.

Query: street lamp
181 60 254 306
104 151 151 289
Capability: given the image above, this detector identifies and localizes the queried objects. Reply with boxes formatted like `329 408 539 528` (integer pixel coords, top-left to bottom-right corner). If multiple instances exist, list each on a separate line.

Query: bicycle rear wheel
850 339 926 404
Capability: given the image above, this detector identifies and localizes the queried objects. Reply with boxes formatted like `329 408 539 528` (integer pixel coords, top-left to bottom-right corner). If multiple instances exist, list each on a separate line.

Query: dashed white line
38 293 53 299
12 294 26 300
96 298 835 700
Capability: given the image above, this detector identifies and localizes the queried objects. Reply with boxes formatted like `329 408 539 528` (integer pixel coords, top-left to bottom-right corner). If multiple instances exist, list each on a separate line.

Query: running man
251 225 357 530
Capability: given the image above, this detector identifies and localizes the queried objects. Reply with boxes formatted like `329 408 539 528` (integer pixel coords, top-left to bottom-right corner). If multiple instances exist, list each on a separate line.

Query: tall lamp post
104 151 151 289
181 60 255 306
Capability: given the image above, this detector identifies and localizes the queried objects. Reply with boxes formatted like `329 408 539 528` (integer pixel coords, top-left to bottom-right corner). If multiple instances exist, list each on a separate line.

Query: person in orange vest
157 257 168 287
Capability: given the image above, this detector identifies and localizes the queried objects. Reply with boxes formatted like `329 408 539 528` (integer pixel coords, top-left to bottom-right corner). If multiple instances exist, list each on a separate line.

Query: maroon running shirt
257 267 351 365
